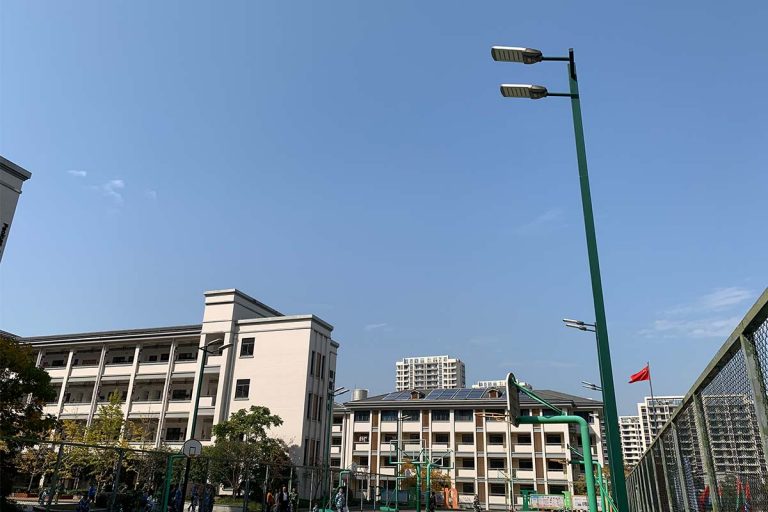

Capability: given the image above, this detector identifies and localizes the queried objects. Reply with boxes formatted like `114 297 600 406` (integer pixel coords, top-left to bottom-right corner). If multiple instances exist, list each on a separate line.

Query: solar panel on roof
425 390 442 400
468 389 485 398
454 389 472 399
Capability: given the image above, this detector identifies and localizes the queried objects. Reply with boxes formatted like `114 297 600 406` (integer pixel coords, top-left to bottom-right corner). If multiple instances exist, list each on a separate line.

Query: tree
15 445 56 492
400 460 451 493
206 406 288 496
0 336 58 504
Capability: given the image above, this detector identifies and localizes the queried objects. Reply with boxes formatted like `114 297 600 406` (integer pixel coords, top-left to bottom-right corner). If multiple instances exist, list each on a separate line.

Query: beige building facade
23 288 338 465
330 388 604 510
0 155 32 263
619 415 643 467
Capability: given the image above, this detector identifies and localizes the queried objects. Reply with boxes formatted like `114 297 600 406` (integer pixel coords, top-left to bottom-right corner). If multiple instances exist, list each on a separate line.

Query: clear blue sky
2 1 767 415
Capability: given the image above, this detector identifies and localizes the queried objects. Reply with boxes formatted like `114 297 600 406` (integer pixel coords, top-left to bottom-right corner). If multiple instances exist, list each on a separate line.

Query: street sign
181 439 203 457
506 372 520 426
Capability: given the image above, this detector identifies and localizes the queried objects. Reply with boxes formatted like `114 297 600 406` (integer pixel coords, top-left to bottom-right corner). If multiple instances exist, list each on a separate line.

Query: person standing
278 486 290 512
267 489 275 512
289 487 298 512
334 488 346 512
428 492 436 512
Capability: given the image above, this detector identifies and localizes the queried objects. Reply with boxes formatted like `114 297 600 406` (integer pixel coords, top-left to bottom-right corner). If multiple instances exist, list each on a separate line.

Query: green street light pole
179 339 232 508
492 46 629 511
322 387 348 510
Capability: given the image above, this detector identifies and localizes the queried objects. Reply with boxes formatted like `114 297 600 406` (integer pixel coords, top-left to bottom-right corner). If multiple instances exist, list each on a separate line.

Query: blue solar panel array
380 388 503 401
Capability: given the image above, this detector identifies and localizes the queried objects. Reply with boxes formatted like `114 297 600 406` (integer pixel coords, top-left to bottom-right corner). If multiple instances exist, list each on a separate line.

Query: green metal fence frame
626 288 768 512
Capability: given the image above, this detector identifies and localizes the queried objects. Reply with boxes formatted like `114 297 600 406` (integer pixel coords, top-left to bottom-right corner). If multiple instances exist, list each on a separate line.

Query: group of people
265 485 298 512
168 484 216 512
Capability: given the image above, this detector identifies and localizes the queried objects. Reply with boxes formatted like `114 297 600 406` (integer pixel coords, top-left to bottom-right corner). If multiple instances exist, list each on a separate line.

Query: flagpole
647 361 657 444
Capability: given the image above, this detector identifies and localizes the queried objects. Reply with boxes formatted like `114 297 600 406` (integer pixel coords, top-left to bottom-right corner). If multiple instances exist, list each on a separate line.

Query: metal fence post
692 393 719 512
671 426 691 512
740 334 768 464
657 438 676 512
109 448 125 512
44 442 65 512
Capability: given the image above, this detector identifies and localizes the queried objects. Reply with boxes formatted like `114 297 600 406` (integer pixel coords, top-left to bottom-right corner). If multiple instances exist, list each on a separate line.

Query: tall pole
180 347 209 509
323 391 334 509
567 48 629 512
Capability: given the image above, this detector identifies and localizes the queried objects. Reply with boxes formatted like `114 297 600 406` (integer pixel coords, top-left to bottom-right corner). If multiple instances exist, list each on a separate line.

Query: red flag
629 364 651 383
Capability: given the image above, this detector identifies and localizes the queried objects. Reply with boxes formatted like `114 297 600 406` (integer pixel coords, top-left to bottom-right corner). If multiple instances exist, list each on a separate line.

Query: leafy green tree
15 444 57 492
400 460 451 492
0 336 58 504
207 406 288 496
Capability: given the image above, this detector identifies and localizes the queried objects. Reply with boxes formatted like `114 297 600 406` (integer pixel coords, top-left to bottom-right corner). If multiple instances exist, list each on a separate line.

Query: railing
626 289 768 512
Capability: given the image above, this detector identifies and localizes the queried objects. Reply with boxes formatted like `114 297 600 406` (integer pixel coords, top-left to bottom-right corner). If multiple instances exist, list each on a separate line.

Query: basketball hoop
181 439 203 457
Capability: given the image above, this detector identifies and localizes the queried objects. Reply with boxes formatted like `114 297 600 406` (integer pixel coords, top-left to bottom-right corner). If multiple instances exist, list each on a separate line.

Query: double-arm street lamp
322 386 349 509
492 46 628 511
180 338 233 506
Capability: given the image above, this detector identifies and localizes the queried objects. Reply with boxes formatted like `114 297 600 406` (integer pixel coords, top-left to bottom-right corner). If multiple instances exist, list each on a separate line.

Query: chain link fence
627 289 768 512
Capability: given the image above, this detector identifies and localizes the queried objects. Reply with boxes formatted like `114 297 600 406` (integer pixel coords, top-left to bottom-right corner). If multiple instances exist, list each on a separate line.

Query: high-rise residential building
619 416 643 467
472 379 507 389
395 355 465 391
0 155 32 263
330 387 605 510
637 396 683 449
20 288 338 466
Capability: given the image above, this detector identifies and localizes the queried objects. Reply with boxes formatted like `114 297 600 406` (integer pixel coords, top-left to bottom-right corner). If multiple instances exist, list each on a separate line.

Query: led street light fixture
491 46 543 64
500 84 548 100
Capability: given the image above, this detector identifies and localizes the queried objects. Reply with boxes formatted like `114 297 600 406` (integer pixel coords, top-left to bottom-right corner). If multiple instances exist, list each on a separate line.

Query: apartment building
619 416 643 467
636 396 683 449
0 155 32 263
330 387 604 510
472 380 507 389
395 355 466 391
22 288 339 465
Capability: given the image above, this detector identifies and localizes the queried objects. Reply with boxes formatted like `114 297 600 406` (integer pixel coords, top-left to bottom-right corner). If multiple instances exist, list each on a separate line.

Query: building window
310 350 316 376
461 483 475 494
148 355 158 362
454 409 473 422
331 436 342 446
304 438 309 465
434 433 449 444
321 355 326 378
307 394 313 419
402 411 419 422
460 433 474 444
333 414 344 425
545 434 562 445
330 458 341 468
547 460 565 472
176 352 196 361
235 379 250 399
460 458 475 469
518 459 533 470
356 456 369 467
383 433 397 443
489 484 506 496
381 410 398 422
488 434 504 445
485 409 505 421
354 411 371 422
160 353 170 362
431 410 450 422
549 485 567 494
488 458 505 469
240 338 255 357
519 408 531 416
516 434 532 444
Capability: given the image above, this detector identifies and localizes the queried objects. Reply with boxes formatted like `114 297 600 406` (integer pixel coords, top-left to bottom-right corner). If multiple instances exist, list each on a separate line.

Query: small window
355 433 369 443
171 389 188 400
519 408 531 416
383 433 397 443
518 459 533 470
331 436 342 446
549 485 567 494
517 434 532 444
461 458 475 469
235 379 250 399
545 434 562 445
321 355 326 378
148 355 158 362
488 458 505 469
434 433 449 444
547 460 564 471
381 410 398 422
455 409 473 422
160 353 170 362
402 410 419 422
461 433 474 444
333 414 343 425
489 484 506 496
310 350 316 376
177 352 196 361
488 434 504 445
240 338 255 357
354 411 371 422
431 410 450 422
461 483 475 494
486 409 505 421
307 393 313 419
330 458 341 468
356 456 369 467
